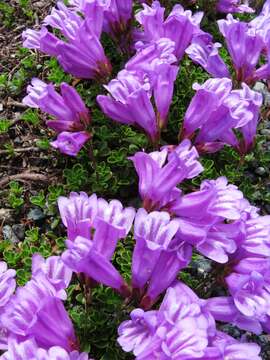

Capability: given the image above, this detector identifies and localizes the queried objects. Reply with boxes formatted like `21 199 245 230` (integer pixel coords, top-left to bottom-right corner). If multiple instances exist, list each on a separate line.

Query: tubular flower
22 2 111 81
130 139 203 211
218 15 266 84
1 274 78 352
206 296 265 335
58 192 98 241
62 231 130 297
185 33 230 78
203 331 261 360
23 79 91 133
50 131 92 156
118 282 260 359
31 254 72 295
69 0 132 44
103 0 133 49
131 209 191 306
216 0 254 14
173 176 244 263
181 78 262 154
58 192 135 246
59 194 135 296
249 0 270 44
135 0 203 61
97 39 178 140
22 78 91 156
0 262 16 350
0 337 91 360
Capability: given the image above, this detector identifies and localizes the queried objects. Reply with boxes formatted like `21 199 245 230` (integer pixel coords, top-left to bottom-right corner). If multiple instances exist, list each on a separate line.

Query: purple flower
135 1 203 60
0 262 16 309
131 209 179 290
96 197 135 239
103 0 133 38
117 308 159 356
206 296 264 334
31 254 72 295
130 139 203 211
97 69 158 143
22 27 59 56
118 282 215 359
97 38 179 141
22 2 111 81
216 0 254 14
173 177 244 263
58 192 135 248
62 232 129 296
181 78 262 154
50 131 91 157
249 0 270 44
23 79 91 133
2 274 78 352
218 15 264 84
204 331 261 360
185 33 230 78
43 2 83 41
58 192 98 241
57 18 112 81
0 262 16 350
69 0 132 43
59 194 135 296
226 268 270 320
126 37 177 72
0 337 91 360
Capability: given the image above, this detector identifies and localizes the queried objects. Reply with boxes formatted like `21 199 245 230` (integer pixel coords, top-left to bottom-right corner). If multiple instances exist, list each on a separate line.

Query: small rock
13 137 22 145
253 81 266 93
264 93 270 106
27 208 46 221
260 129 270 137
191 256 212 276
0 209 14 222
264 121 270 129
12 224 25 241
2 225 20 244
255 167 266 176
257 335 270 346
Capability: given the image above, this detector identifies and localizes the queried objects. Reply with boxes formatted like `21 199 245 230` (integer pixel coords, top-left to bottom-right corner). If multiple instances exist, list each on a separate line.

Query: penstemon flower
185 33 230 78
135 1 204 61
0 337 91 360
218 15 268 84
216 0 254 13
130 139 203 211
59 193 135 296
0 263 16 350
181 78 262 154
23 79 92 156
1 274 78 351
22 1 111 81
118 281 261 359
23 79 91 133
131 209 191 308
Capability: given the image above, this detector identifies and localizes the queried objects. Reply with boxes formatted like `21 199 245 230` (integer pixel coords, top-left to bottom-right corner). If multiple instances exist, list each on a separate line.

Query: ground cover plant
1 0 270 358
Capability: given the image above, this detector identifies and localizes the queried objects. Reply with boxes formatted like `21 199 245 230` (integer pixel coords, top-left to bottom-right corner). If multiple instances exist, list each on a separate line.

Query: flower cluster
0 258 91 359
118 282 261 359
13 0 270 358
22 0 270 156
23 78 91 156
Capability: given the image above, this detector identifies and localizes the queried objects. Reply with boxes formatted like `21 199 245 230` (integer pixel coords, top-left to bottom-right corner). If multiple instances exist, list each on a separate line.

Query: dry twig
0 172 49 188
0 147 40 155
